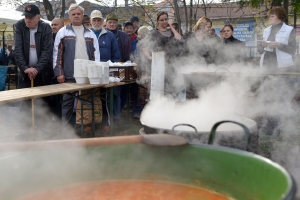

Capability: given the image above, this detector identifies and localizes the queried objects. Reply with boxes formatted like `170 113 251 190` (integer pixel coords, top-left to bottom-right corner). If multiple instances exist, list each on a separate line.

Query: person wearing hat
14 4 53 135
90 9 121 132
106 13 132 120
106 13 131 62
90 10 120 62
129 16 139 34
53 4 100 134
124 21 142 118
123 21 137 53
82 14 91 29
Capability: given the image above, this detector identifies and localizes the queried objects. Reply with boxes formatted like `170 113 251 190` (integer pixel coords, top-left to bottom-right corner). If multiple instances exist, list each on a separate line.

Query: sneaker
133 113 140 118
102 125 110 133
84 126 92 132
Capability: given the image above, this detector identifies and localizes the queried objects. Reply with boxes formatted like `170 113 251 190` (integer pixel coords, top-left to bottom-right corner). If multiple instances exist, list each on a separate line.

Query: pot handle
172 124 198 134
208 120 250 151
214 68 230 73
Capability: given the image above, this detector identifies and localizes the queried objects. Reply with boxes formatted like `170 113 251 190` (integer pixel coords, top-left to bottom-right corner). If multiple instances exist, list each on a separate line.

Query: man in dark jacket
106 13 132 120
14 4 53 135
106 13 132 62
14 5 53 88
129 16 139 34
90 10 121 131
51 18 64 42
90 10 120 62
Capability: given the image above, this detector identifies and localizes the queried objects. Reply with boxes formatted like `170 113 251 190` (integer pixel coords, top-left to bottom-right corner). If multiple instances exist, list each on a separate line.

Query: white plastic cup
74 59 89 84
100 62 109 76
88 64 101 84
95 63 103 78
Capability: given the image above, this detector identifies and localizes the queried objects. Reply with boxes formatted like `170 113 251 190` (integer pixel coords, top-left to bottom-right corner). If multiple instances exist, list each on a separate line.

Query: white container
95 63 103 78
99 61 109 84
87 64 101 84
100 61 109 76
74 59 89 84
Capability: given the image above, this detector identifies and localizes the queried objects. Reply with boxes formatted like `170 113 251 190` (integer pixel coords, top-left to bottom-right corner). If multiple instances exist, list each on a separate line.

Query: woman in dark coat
219 24 245 63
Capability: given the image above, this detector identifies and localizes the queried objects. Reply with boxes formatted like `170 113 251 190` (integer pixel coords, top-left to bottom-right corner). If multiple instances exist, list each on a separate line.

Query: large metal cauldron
0 136 296 200
141 117 259 153
182 70 266 99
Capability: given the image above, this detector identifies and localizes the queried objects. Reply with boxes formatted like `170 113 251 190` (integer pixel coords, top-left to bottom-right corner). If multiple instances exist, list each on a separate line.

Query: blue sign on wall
214 20 256 46
232 20 256 46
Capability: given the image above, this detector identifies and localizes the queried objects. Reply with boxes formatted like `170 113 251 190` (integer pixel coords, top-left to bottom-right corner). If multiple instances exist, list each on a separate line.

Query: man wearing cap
106 13 131 62
90 10 120 62
90 10 121 131
83 14 91 29
123 21 137 53
106 13 132 120
14 4 53 88
14 4 53 135
53 4 100 133
129 16 139 34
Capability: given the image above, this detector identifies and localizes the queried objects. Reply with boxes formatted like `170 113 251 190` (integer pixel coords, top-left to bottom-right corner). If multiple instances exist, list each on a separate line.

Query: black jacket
221 36 245 63
224 36 243 44
14 19 53 85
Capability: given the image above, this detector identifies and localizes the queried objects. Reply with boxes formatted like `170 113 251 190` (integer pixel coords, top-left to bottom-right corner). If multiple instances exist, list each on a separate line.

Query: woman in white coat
259 6 296 70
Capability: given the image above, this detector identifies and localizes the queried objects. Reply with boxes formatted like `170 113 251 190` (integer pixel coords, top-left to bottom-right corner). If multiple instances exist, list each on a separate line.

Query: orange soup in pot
18 180 233 200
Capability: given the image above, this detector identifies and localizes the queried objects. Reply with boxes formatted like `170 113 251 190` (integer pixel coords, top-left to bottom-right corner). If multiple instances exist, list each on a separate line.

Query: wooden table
0 81 135 136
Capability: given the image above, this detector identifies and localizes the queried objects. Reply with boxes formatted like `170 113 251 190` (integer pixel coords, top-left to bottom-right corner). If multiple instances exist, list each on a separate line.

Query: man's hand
24 67 38 80
57 75 65 83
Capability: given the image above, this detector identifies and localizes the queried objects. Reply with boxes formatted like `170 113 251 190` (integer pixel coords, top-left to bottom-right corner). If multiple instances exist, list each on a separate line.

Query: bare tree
60 0 66 18
182 0 188 33
9 0 73 20
43 0 54 20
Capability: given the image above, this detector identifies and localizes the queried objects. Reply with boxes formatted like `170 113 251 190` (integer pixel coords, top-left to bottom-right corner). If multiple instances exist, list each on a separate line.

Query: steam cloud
138 32 300 195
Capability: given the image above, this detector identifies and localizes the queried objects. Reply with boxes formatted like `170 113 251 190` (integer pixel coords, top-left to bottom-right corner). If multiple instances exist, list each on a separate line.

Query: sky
0 0 161 9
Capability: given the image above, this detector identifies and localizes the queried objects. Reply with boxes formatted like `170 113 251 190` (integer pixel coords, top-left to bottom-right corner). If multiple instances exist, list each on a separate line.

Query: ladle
0 134 188 152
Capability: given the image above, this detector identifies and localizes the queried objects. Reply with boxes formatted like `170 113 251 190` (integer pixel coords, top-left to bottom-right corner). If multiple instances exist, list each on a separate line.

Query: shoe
102 125 110 133
84 126 92 132
133 113 140 118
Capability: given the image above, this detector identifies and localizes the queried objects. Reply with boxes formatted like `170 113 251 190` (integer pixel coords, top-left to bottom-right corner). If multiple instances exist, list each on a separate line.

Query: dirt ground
0 104 143 143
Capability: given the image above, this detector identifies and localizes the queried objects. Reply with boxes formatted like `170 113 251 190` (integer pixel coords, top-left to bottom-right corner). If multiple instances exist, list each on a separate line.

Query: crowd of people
9 3 296 136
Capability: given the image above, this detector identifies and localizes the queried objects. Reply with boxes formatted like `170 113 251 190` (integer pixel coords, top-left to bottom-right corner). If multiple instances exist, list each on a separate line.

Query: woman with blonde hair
183 16 218 65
